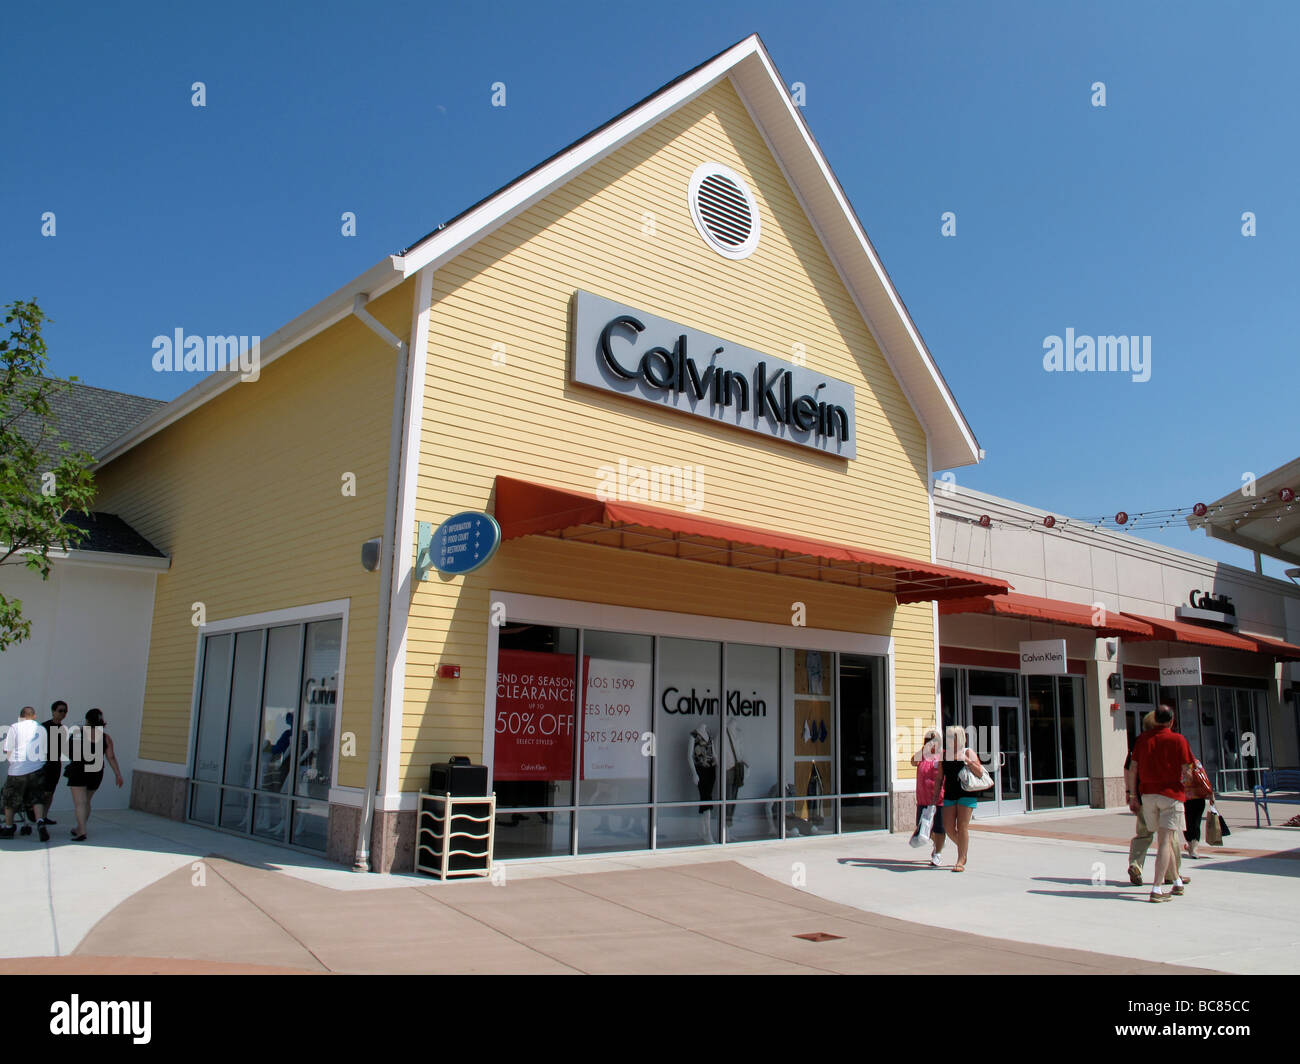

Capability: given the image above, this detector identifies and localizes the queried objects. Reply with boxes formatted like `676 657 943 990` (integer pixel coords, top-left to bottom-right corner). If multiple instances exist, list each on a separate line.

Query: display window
488 610 890 858
1159 683 1273 793
188 613 342 853
1024 674 1089 810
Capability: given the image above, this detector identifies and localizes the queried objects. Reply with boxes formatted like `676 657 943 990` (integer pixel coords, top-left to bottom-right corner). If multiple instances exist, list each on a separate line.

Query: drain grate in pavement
793 932 844 942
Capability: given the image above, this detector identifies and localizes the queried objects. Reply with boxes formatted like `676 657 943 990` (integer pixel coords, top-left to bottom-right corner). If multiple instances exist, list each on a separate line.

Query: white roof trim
4 545 170 572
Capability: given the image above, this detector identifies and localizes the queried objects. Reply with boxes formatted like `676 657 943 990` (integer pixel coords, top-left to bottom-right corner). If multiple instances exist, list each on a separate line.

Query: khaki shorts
1142 793 1183 833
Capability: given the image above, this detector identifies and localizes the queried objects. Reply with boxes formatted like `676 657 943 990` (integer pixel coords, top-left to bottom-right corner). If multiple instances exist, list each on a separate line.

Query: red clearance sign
494 649 582 781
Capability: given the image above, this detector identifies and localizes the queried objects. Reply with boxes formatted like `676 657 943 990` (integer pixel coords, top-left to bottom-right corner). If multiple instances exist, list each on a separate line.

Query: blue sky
2 0 1295 575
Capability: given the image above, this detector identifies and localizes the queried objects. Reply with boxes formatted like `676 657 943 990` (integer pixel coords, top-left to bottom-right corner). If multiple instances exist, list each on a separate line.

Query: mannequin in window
724 719 747 827
688 725 716 843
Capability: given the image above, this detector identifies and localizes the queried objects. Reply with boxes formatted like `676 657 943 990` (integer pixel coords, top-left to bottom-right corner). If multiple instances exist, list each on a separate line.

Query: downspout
350 289 412 872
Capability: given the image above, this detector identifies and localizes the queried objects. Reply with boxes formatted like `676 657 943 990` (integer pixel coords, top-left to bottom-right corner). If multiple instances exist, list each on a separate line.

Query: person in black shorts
32 700 69 826
66 708 124 841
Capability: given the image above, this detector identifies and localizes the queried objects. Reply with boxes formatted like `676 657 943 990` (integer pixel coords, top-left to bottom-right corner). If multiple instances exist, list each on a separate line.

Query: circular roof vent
688 163 760 259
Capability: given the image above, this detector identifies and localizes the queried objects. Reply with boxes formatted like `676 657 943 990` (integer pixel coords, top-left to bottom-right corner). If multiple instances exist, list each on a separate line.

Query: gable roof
97 33 981 471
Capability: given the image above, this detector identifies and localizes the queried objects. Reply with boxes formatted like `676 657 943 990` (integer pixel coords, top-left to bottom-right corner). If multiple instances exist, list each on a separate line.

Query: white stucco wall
0 558 157 813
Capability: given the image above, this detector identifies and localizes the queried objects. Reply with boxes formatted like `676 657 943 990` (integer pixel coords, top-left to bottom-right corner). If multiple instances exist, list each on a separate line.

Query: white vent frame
687 162 761 260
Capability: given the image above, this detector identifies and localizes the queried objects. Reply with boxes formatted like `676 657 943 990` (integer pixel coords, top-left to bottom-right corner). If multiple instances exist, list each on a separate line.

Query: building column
1085 637 1127 808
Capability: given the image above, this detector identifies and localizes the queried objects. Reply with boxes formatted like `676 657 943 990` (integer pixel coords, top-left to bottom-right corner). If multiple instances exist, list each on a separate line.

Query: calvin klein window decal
571 290 857 458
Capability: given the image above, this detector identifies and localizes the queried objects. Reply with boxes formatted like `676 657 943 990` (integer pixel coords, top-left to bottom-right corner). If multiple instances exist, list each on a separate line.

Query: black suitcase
429 756 488 796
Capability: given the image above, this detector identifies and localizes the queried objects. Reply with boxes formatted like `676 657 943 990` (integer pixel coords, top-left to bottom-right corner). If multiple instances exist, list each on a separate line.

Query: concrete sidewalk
0 802 1295 974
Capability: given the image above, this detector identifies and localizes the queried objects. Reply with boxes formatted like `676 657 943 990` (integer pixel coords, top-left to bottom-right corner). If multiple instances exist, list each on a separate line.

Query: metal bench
1252 769 1300 827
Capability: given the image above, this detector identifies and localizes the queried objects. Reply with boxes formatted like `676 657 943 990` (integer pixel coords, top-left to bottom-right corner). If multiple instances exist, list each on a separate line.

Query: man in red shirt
1131 705 1194 902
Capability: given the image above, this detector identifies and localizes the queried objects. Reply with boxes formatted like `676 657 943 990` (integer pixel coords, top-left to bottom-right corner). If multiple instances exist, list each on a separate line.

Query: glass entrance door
965 697 1025 816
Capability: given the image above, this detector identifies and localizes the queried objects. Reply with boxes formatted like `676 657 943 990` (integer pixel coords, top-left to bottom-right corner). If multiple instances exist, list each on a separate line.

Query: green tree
0 300 96 650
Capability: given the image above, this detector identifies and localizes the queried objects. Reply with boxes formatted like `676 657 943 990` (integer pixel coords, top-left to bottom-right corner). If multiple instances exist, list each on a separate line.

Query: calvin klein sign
571 290 857 458
1019 639 1067 675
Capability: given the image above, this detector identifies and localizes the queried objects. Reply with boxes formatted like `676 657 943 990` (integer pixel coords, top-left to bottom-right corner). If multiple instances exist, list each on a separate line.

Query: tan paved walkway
47 856 1211 975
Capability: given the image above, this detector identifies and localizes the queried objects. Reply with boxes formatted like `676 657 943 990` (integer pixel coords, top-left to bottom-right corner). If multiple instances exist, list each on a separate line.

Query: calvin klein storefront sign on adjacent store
571 290 857 458
1159 656 1203 686
1019 639 1067 675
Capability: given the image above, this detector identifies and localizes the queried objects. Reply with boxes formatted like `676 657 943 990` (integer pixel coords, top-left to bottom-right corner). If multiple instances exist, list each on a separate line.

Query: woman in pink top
911 728 946 866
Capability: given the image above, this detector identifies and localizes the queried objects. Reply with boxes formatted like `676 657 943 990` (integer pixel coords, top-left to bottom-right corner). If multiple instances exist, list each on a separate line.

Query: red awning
1121 611 1262 652
492 476 1012 604
1244 632 1300 662
939 592 1154 637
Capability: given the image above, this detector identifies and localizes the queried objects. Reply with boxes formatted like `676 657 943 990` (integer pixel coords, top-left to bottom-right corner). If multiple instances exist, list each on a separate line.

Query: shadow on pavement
836 857 937 873
1025 889 1148 902
1182 853 1300 876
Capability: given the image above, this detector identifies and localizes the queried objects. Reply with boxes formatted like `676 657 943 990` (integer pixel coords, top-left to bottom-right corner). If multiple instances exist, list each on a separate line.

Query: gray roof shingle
62 511 166 559
8 376 165 464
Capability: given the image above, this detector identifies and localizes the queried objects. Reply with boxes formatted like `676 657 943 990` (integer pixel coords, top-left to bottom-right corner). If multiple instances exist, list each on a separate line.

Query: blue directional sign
426 511 501 576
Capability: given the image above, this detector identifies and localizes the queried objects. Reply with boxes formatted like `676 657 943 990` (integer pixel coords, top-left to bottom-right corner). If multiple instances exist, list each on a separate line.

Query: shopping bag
1205 807 1223 846
909 805 935 848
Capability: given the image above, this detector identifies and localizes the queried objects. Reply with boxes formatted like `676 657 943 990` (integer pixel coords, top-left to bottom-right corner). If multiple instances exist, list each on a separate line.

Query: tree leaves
0 299 97 650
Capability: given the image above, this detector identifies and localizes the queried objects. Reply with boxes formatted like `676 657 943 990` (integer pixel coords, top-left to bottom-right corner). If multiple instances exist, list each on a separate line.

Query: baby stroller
15 789 55 836
15 803 38 836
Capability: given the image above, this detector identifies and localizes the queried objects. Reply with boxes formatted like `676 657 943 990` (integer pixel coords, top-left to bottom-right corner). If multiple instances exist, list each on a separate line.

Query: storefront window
1253 689 1272 779
187 614 342 853
840 654 887 832
790 649 835 835
969 669 1019 699
1026 676 1059 788
487 618 890 857
254 624 303 842
577 630 652 854
656 637 723 848
1024 674 1088 810
1194 687 1219 786
722 643 780 843
219 629 264 833
190 633 233 825
939 669 959 731
1157 683 1273 794
493 624 578 859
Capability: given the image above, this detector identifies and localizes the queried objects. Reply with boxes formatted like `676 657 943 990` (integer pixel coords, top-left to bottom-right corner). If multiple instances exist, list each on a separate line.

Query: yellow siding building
94 35 999 871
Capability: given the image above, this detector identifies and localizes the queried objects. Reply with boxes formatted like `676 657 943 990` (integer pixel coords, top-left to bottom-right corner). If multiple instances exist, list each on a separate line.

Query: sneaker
930 852 942 867
1148 890 1172 903
43 816 57 826
0 825 15 839
36 820 49 843
1171 882 1185 896
1128 866 1143 886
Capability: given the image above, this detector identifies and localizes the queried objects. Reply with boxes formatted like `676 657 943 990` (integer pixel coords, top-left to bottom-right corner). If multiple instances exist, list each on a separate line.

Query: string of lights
950 487 1297 536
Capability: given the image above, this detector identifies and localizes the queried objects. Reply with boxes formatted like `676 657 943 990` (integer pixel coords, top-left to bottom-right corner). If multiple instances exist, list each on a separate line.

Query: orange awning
939 592 1154 637
493 476 1012 604
1121 611 1262 652
1244 632 1300 662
